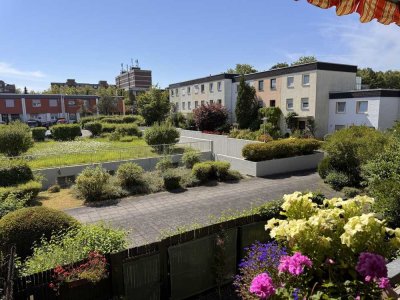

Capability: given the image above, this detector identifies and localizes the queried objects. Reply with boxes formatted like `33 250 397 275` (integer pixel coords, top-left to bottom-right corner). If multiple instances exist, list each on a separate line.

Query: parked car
56 118 68 124
26 120 41 128
0 121 5 125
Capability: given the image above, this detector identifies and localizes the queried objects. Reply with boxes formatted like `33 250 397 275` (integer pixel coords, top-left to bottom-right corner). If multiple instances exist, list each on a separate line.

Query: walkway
66 172 338 247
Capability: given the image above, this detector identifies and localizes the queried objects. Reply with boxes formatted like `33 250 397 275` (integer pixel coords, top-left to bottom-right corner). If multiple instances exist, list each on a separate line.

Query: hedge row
31 127 46 142
51 124 81 141
0 180 42 204
101 123 142 137
192 161 231 182
0 160 34 187
80 115 144 127
242 138 321 162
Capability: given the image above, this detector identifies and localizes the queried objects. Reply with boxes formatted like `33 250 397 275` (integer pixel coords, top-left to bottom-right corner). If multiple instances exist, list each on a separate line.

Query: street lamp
262 117 268 142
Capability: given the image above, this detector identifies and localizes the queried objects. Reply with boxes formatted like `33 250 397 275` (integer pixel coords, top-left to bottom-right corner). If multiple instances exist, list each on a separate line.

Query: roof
329 89 400 99
169 73 238 88
0 94 101 99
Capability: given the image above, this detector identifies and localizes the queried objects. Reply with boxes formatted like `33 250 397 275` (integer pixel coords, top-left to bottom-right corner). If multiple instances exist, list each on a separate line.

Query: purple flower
249 273 275 299
378 277 390 289
278 252 312 276
356 252 387 283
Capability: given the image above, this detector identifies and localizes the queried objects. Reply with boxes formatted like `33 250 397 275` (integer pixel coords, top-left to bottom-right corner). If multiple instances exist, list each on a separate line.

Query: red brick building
0 94 125 123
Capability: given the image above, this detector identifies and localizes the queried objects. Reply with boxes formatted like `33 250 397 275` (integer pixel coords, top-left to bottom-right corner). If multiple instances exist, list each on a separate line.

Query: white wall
378 97 400 130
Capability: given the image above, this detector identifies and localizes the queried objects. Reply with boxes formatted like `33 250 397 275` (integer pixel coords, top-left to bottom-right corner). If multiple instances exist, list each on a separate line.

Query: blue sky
0 0 399 91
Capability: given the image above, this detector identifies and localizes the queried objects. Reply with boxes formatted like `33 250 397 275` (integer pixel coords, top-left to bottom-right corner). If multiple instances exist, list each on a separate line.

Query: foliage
31 127 47 142
235 76 259 130
114 123 141 137
156 156 173 172
193 104 228 131
212 161 231 180
97 96 119 115
357 67 400 89
83 122 102 136
167 112 186 128
163 169 182 190
192 161 232 182
0 121 33 156
51 124 81 141
0 180 42 204
342 187 361 198
181 149 201 169
227 64 257 75
116 162 144 188
137 87 170 125
0 192 29 219
80 115 106 126
285 112 298 131
259 107 282 128
144 123 179 148
269 62 289 70
48 184 61 193
306 117 317 137
0 206 78 258
291 55 317 66
0 160 34 187
259 123 280 139
325 171 351 191
21 223 127 275
242 138 321 162
228 129 259 141
317 157 331 179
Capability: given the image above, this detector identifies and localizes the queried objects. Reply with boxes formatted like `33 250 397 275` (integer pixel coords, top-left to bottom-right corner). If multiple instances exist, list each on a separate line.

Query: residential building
115 66 152 94
0 80 16 94
51 79 113 89
328 89 400 133
0 94 125 123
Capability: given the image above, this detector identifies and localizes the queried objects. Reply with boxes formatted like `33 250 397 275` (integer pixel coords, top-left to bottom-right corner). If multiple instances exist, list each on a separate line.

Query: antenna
126 64 129 72
135 59 139 68
120 63 123 72
131 58 134 68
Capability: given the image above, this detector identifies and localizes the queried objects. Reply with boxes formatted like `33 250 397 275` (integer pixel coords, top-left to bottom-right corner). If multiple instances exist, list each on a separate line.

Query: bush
80 115 106 127
192 162 213 182
48 184 61 193
108 131 121 141
74 166 111 202
0 180 42 204
193 104 228 131
224 169 242 181
120 136 134 142
156 156 173 172
0 193 30 219
0 160 34 187
163 169 182 190
144 123 180 147
0 206 78 258
257 134 273 143
318 157 332 179
325 171 350 191
213 161 231 180
31 127 46 142
101 123 118 133
51 124 81 141
342 187 360 198
242 138 321 162
181 150 201 169
0 121 33 156
228 129 259 141
84 122 102 136
116 162 144 188
115 124 141 137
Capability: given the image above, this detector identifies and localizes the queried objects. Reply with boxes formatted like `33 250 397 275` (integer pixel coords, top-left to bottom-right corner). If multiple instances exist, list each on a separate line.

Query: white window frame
68 100 76 106
301 98 309 110
270 78 276 90
287 76 294 88
187 86 191 95
210 100 214 104
181 88 185 96
217 99 222 105
171 90 174 97
182 102 186 110
175 89 179 96
336 102 346 114
302 74 310 86
201 100 205 105
217 82 222 91
194 85 199 94
209 83 214 93
188 101 191 110
49 99 58 107
32 99 41 107
356 101 368 114
286 98 294 110
195 101 199 108
201 84 205 93
5 99 14 108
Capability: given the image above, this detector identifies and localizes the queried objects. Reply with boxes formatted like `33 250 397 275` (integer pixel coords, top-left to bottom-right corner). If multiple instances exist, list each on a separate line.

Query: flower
249 273 275 299
378 277 390 289
356 252 387 283
278 252 312 276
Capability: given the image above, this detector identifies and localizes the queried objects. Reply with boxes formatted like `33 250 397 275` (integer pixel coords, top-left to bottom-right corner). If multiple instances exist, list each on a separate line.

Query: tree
227 64 257 75
97 96 118 115
193 104 228 131
235 76 259 129
357 68 400 89
269 62 289 70
136 87 170 125
291 56 317 66
0 121 34 156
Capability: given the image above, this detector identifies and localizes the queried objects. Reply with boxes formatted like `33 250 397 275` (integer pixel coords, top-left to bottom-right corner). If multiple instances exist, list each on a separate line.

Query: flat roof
0 94 101 99
330 89 400 99
169 73 238 88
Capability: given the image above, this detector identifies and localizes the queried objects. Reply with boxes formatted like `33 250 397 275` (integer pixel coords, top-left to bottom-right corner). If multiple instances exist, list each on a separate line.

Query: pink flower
278 252 312 276
378 277 390 289
249 273 276 299
356 252 387 283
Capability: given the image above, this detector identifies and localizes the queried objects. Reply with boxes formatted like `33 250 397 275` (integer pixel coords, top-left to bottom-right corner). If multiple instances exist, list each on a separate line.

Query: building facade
115 67 152 94
0 80 16 94
51 79 114 90
0 94 125 123
328 89 400 133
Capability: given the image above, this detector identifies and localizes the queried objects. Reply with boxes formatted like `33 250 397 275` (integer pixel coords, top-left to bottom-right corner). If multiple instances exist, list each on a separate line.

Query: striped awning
307 0 400 25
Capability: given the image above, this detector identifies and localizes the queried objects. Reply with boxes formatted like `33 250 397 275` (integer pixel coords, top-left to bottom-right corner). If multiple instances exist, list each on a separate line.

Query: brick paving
66 171 338 247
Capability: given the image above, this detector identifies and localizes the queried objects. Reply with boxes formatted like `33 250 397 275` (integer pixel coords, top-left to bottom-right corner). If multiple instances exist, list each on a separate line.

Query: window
201 84 205 93
187 86 191 94
302 74 310 86
287 76 294 88
301 98 309 110
210 100 214 104
176 102 179 110
209 83 214 93
5 99 14 108
175 89 179 96
270 78 276 90
188 101 191 110
182 102 186 110
217 99 222 105
49 99 58 107
171 90 174 97
270 100 276 107
258 80 264 91
195 101 199 108
32 99 41 107
194 85 199 94
68 100 76 106
201 100 205 105
258 100 264 107
286 98 293 110
181 88 185 96
336 102 346 113
335 125 346 131
356 101 368 114
217 82 222 91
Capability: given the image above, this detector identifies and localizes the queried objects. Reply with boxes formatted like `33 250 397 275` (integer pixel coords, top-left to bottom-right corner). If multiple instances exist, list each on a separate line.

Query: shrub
224 169 242 181
259 123 280 139
51 124 81 141
115 124 141 137
31 127 46 142
228 129 259 141
108 131 121 141
342 187 360 198
116 162 144 188
74 166 111 202
257 134 273 143
192 161 233 182
213 161 231 180
84 121 102 137
0 193 30 219
242 138 321 162
167 112 186 128
181 150 201 169
325 171 351 191
80 115 106 127
163 169 182 190
0 121 33 156
193 104 228 131
0 160 34 187
120 136 134 142
317 156 332 179
144 123 180 147
0 180 42 204
156 156 173 172
48 184 61 193
192 162 213 182
0 206 78 258
101 123 118 133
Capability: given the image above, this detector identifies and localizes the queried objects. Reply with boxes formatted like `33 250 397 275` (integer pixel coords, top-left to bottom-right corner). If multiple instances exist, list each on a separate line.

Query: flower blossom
249 273 276 299
278 252 312 275
356 252 387 281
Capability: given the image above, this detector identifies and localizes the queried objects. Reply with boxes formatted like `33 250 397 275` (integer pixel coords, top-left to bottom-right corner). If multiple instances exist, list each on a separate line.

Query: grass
38 189 84 210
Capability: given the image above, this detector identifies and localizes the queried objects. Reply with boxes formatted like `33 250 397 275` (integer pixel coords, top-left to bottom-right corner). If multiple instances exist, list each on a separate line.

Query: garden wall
215 151 325 177
36 151 212 189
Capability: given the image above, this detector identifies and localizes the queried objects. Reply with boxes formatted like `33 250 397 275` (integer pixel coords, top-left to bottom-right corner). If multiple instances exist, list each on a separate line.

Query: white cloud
0 62 45 79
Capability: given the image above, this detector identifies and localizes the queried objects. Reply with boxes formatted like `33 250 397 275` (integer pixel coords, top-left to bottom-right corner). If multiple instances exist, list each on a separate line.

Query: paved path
66 172 338 247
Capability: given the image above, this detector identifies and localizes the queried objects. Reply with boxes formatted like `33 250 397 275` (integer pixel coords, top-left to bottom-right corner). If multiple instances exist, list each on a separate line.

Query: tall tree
269 62 289 70
235 76 259 129
97 96 118 115
227 64 257 75
291 56 317 66
137 87 170 125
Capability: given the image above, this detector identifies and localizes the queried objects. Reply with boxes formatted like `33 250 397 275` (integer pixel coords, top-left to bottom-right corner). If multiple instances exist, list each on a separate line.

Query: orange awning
307 0 400 25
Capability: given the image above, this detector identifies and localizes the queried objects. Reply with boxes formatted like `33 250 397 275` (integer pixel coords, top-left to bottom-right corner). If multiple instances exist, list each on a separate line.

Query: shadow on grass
85 198 121 207
259 169 317 180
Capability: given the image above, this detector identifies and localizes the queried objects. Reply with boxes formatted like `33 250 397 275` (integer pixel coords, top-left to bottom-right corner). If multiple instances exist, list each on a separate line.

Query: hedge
51 124 81 141
31 127 46 142
0 180 42 204
101 123 142 137
0 160 34 187
242 138 321 162
192 161 231 182
84 121 102 136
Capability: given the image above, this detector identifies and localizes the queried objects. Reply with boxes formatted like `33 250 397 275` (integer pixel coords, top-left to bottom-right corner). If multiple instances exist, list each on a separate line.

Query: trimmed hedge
0 180 42 204
242 138 321 162
0 160 34 187
84 121 102 136
144 123 180 146
101 123 142 137
0 206 78 258
51 124 81 141
116 162 144 188
31 127 46 142
192 161 231 182
163 169 182 190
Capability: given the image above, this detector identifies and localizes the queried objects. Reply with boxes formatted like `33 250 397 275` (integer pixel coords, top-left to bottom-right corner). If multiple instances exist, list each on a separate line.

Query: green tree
97 96 118 115
235 76 259 129
137 87 170 125
0 121 33 156
269 62 289 70
227 64 257 75
291 56 317 66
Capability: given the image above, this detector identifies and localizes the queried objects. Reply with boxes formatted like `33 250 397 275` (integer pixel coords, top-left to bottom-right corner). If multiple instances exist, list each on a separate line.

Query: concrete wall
215 151 324 177
36 152 213 189
378 97 400 130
